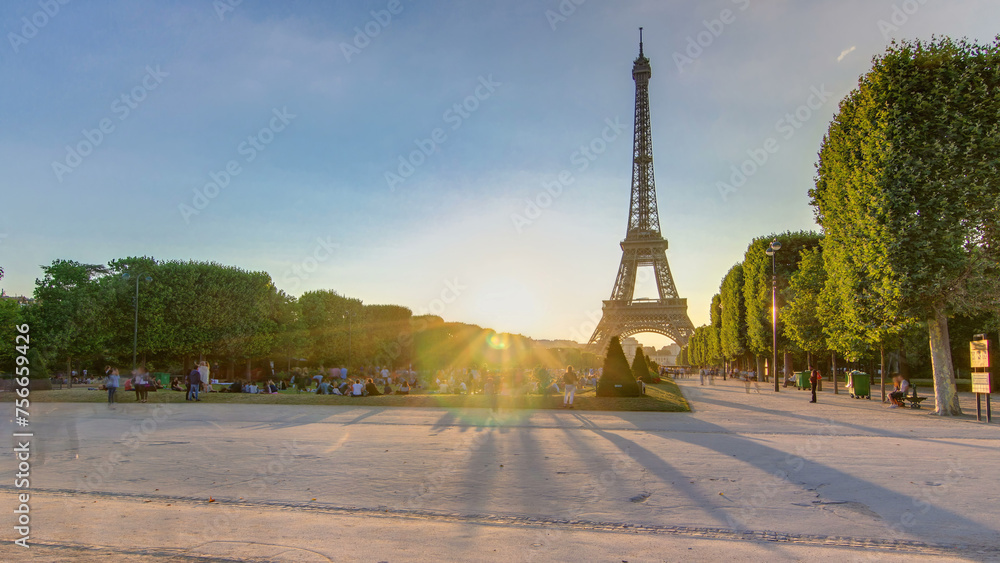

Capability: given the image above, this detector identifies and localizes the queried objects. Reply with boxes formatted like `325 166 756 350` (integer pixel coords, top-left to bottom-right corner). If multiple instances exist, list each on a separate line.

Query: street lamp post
122 272 152 372
765 239 782 392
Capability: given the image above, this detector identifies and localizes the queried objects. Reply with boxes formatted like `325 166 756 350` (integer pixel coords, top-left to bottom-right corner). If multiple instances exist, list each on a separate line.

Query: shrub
598 336 641 397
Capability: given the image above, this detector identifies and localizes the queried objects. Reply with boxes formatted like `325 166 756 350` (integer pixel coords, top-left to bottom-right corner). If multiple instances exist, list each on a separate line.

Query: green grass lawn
20 380 690 412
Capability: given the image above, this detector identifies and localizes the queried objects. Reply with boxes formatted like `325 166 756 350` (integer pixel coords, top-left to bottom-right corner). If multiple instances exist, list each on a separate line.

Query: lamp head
765 248 774 257
770 240 782 251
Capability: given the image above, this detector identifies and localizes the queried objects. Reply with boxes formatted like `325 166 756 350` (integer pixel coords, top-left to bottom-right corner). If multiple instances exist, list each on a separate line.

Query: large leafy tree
812 37 1000 415
719 264 747 363
299 290 363 367
784 247 828 361
101 258 284 371
30 260 109 380
743 231 822 377
0 296 24 373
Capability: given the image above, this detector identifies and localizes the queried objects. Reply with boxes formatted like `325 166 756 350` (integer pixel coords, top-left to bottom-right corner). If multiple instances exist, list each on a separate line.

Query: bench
900 386 928 409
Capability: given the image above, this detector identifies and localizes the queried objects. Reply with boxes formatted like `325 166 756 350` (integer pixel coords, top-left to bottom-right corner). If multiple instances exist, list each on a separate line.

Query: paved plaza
3 379 999 562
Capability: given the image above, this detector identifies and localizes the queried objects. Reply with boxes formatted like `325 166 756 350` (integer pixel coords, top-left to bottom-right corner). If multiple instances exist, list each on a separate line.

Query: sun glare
469 278 542 334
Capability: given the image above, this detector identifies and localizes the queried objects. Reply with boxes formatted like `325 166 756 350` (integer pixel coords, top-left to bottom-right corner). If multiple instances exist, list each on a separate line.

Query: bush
598 336 641 397
632 348 654 384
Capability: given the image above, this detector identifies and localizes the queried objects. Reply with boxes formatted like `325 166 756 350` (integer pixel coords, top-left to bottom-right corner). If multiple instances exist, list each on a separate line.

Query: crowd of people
93 363 662 409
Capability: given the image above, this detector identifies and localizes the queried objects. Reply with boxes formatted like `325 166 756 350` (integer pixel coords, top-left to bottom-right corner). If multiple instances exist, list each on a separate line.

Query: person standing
198 361 212 393
809 366 821 403
484 376 499 413
187 365 202 401
106 367 120 408
133 368 151 403
562 366 578 408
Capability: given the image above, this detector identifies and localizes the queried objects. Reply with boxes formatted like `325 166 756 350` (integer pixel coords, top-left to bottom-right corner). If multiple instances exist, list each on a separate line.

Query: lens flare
487 332 508 350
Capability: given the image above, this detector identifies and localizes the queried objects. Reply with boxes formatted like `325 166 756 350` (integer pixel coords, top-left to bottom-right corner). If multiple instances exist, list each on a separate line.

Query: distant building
650 345 680 367
621 337 640 362
0 291 31 305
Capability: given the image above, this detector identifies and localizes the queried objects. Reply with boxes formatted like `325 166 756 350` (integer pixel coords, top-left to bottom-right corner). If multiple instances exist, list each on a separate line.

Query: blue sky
2 0 998 347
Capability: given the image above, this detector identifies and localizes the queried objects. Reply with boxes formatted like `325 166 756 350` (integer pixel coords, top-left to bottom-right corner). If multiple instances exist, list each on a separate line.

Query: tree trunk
755 355 764 382
879 345 887 403
67 356 72 389
928 304 962 415
831 352 838 394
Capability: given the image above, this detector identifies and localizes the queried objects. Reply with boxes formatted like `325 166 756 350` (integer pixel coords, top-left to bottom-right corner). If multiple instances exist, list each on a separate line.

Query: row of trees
681 37 1000 415
0 257 602 379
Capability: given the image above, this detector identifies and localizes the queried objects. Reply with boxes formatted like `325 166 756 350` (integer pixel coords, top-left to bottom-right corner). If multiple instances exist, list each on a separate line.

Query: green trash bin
153 372 170 387
847 371 871 399
796 371 810 390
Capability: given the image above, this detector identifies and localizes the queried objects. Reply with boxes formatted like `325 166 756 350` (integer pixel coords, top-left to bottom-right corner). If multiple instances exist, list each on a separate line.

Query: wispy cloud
837 45 856 62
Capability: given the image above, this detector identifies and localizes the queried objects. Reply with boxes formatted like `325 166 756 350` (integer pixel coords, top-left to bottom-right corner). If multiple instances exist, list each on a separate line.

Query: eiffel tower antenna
588 31 695 352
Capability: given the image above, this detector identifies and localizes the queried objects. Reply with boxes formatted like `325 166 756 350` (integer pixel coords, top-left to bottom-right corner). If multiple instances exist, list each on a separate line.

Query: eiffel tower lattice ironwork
588 29 695 352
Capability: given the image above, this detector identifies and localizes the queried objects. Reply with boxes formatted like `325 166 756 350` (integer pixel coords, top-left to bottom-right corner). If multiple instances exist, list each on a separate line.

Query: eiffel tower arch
588 29 695 353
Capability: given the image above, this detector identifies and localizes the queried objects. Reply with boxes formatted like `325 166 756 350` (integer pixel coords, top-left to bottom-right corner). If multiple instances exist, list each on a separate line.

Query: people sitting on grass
229 381 243 394
397 380 410 395
365 378 382 396
170 378 183 392
266 380 278 394
383 380 393 395
317 380 332 395
351 379 365 397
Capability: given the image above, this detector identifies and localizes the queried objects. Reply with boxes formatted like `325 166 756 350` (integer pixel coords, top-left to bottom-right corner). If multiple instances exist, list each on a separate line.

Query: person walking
187 365 202 401
484 376 499 413
133 368 151 403
106 367 120 408
562 366 578 408
809 366 821 403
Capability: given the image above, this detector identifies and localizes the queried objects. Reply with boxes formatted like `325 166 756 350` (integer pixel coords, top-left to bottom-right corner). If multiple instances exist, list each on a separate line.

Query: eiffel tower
588 29 695 352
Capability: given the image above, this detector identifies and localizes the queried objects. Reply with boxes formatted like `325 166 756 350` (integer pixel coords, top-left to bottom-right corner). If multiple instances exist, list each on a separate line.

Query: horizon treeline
0 256 600 378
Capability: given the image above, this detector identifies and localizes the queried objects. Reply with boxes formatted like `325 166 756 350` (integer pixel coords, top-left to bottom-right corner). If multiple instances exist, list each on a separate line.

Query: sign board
972 371 993 394
971 340 990 369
